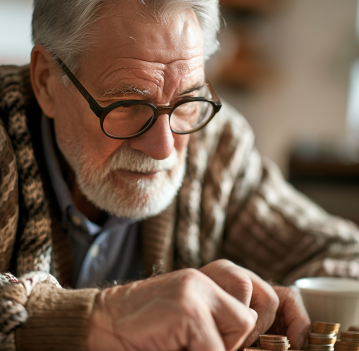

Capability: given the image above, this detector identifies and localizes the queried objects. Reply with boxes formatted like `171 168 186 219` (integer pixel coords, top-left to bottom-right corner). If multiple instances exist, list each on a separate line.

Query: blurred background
1 0 359 224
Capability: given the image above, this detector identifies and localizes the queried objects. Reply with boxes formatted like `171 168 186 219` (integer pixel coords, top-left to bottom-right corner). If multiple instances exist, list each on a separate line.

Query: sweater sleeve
0 272 99 351
15 284 99 351
222 125 359 285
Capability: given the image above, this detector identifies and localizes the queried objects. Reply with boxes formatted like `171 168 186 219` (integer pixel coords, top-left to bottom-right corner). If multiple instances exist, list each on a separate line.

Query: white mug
294 277 359 332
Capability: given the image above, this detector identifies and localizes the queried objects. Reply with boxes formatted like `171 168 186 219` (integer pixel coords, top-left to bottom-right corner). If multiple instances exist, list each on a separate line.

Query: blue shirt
41 114 144 288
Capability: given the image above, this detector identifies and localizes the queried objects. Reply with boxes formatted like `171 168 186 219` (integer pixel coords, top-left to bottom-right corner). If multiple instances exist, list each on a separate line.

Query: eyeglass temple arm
55 58 102 117
206 79 221 106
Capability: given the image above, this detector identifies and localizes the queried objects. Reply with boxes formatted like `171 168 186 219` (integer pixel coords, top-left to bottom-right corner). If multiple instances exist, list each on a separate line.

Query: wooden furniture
289 142 359 225
211 0 284 89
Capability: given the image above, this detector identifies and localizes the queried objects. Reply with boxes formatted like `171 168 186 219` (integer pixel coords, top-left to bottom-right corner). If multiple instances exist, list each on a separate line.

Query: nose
129 113 174 160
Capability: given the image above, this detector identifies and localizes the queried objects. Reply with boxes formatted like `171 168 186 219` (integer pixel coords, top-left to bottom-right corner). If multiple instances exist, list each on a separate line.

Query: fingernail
249 308 258 321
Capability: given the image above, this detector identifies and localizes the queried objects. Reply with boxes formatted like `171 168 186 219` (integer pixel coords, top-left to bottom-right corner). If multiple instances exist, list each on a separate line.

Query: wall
215 0 358 174
0 0 33 65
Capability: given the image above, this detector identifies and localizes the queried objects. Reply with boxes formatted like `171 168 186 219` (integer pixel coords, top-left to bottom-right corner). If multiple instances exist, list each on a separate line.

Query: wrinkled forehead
84 1 204 65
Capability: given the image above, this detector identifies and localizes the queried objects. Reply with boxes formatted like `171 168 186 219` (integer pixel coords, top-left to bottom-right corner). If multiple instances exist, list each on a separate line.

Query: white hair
32 0 221 74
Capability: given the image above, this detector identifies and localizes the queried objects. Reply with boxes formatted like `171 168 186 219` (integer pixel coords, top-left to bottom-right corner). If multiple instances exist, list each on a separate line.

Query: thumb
200 260 253 307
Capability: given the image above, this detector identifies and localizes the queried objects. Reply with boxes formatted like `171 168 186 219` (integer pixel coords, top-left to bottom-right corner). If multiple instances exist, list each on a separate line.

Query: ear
30 45 58 118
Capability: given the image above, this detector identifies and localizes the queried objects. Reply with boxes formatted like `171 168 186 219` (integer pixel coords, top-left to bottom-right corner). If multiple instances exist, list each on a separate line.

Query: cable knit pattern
0 120 18 275
0 273 27 346
1 64 359 350
0 272 60 347
0 65 52 277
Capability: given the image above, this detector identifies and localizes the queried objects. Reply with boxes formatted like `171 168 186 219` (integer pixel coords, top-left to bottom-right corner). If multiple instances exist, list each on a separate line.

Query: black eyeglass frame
56 57 222 139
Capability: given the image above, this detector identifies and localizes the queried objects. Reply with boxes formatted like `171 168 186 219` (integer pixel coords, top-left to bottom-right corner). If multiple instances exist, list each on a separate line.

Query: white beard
59 142 186 219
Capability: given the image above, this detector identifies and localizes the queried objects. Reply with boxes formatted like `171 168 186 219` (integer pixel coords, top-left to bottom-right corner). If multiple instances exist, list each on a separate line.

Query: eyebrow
97 80 206 100
179 82 206 96
98 84 151 99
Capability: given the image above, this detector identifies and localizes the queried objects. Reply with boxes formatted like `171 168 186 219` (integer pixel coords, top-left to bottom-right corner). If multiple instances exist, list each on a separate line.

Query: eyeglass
56 57 222 139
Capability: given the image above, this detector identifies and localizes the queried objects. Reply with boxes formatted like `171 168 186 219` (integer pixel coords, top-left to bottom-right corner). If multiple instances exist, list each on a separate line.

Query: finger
277 287 310 349
207 279 257 351
245 298 277 346
241 272 279 347
287 315 310 350
200 260 253 307
188 306 226 351
249 308 258 322
114 298 226 351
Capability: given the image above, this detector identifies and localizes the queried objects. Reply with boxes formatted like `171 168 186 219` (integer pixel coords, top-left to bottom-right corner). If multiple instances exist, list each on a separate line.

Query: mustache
106 146 179 174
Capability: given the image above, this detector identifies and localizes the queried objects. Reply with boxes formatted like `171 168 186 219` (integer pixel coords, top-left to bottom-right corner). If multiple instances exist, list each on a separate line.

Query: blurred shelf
220 0 284 13
213 0 283 89
289 141 359 225
214 31 274 89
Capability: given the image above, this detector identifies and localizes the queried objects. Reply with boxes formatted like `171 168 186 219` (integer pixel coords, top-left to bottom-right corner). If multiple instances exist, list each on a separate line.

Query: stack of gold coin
308 322 341 351
335 331 359 351
312 322 341 335
259 335 290 351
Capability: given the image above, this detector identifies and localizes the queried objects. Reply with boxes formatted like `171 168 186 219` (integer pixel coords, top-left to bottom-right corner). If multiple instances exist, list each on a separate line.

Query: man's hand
200 260 310 349
87 268 257 351
266 285 311 349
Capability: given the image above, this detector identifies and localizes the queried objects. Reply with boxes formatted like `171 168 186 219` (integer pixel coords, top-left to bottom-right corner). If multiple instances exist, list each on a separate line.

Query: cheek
174 134 190 164
52 89 125 167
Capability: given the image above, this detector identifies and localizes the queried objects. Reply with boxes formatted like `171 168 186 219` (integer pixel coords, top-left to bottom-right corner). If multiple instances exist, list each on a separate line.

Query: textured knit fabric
1 64 359 350
0 272 61 346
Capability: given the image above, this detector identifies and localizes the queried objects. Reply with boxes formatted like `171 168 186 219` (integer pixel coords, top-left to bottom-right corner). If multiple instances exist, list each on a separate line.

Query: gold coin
334 342 359 351
260 341 290 344
313 329 340 333
260 335 288 341
312 322 341 334
259 345 289 351
341 332 359 341
309 337 337 345
310 333 337 338
336 341 359 347
260 340 289 345
260 342 289 347
309 345 335 349
313 322 341 328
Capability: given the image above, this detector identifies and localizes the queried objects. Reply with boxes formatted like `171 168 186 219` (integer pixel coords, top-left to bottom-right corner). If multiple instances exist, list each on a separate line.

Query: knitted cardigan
1 64 359 350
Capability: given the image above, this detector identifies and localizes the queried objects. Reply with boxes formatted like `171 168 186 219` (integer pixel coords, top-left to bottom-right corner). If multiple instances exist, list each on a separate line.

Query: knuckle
177 268 204 302
230 272 253 296
267 287 280 310
281 286 301 301
236 273 252 290
215 260 253 288
215 258 235 267
289 286 302 299
179 268 203 284
240 312 256 332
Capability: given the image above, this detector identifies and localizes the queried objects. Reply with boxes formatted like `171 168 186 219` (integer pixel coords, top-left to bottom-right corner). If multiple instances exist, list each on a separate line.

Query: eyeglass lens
103 100 214 138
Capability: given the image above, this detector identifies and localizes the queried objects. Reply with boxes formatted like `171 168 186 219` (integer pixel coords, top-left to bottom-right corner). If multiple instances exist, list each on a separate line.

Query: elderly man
1 0 359 350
